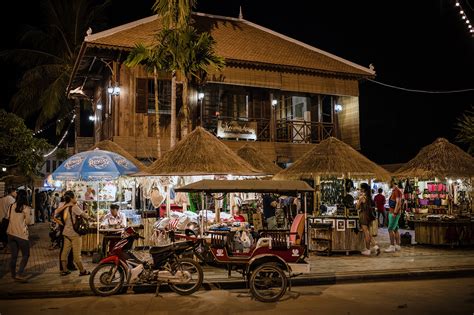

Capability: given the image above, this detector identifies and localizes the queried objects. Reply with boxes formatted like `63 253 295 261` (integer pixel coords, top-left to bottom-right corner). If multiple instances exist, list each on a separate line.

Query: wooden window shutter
136 78 147 113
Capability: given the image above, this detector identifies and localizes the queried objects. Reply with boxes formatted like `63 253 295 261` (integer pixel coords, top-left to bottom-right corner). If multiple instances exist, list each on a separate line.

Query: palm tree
152 0 196 147
158 26 225 136
0 0 109 131
455 106 474 155
125 44 167 159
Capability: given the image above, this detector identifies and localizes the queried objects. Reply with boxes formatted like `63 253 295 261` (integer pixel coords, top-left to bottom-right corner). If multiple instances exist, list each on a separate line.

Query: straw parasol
90 140 147 172
394 138 474 180
273 137 391 182
146 127 262 176
237 144 282 175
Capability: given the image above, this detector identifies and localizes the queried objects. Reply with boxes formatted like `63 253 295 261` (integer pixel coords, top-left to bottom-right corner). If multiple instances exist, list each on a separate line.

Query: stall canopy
273 137 391 181
89 140 146 172
146 127 263 176
394 138 474 180
52 149 139 181
237 144 282 175
175 179 314 193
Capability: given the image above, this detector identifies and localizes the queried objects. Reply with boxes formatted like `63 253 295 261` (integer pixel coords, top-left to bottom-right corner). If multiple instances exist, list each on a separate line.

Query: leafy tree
0 110 50 180
0 0 110 131
158 26 225 136
152 0 196 147
455 106 474 155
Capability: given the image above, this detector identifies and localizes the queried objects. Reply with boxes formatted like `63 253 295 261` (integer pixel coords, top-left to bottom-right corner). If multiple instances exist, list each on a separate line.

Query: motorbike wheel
249 263 288 302
168 258 203 295
89 263 125 296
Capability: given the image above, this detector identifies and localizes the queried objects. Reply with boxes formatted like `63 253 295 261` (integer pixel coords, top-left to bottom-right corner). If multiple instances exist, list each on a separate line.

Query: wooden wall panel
338 96 360 150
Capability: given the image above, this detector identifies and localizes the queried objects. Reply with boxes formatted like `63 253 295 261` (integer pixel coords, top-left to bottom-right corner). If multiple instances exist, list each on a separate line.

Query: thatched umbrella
146 127 262 176
394 138 474 180
237 144 282 175
90 140 146 172
273 137 391 182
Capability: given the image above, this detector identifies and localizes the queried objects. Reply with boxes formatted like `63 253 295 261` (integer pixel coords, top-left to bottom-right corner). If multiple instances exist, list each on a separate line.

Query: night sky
1 0 473 165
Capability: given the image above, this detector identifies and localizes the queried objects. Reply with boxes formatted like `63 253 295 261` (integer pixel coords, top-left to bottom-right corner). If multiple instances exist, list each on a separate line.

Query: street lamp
198 92 205 126
335 104 343 113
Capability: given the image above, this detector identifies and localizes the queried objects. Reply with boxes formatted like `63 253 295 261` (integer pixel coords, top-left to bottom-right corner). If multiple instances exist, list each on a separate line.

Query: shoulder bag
68 207 89 236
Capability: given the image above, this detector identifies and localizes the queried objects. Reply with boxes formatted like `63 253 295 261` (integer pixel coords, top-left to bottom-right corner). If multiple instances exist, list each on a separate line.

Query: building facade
68 13 375 164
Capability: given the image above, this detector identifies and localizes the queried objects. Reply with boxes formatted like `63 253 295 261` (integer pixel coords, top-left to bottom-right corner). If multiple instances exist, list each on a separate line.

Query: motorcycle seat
149 244 173 255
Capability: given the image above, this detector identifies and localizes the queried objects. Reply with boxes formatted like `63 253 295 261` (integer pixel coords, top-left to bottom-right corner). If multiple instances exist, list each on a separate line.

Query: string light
43 114 76 158
32 109 75 136
453 0 473 36
366 78 474 94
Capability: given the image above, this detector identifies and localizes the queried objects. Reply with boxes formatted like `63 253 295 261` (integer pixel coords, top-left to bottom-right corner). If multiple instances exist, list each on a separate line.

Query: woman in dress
357 183 380 256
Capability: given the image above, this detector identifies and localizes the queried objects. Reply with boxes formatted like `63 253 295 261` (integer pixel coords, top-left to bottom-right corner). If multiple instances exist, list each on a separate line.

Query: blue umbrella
52 149 139 181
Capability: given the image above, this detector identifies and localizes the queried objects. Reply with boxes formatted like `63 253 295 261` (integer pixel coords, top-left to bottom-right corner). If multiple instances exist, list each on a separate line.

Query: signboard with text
217 120 257 140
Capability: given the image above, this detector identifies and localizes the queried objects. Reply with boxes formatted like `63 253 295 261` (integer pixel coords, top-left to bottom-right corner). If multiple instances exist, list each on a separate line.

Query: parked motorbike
89 227 203 296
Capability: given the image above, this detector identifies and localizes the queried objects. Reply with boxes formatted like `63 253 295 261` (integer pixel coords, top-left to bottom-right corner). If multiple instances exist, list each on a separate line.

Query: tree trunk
154 67 162 159
182 76 190 137
170 70 177 148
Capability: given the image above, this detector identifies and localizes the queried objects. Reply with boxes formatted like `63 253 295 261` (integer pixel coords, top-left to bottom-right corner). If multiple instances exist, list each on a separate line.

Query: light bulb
460 10 464 14
198 92 204 100
113 86 121 95
97 104 103 110
466 20 470 24
456 2 460 6
107 86 114 94
462 15 466 19
271 100 278 106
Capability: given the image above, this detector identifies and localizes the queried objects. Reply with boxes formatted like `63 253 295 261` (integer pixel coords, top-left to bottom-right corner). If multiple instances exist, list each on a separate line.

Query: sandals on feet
60 270 71 276
79 270 90 276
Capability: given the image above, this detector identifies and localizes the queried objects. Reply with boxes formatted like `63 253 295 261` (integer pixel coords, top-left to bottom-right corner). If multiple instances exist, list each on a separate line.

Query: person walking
6 189 31 282
374 188 387 227
55 191 91 276
357 183 380 256
385 180 403 253
0 188 17 250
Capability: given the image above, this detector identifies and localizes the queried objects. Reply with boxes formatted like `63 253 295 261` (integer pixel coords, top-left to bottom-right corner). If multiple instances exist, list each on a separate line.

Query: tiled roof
85 13 374 77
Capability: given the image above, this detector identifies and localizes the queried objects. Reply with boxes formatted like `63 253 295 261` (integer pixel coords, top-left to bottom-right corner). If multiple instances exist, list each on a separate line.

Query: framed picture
346 219 356 229
323 219 335 228
336 219 345 231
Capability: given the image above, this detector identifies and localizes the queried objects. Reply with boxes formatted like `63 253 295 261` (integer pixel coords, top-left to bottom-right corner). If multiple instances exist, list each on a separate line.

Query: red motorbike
89 227 203 296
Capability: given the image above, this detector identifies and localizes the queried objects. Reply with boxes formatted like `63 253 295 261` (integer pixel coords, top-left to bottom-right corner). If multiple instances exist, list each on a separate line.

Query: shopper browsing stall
357 183 380 256
385 180 403 253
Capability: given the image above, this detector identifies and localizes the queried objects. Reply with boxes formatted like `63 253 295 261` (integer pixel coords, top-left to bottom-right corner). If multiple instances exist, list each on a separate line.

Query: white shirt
6 203 30 240
100 211 126 228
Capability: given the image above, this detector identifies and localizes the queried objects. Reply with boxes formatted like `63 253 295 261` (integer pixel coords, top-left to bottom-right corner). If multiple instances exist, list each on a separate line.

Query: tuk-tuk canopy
175 179 314 194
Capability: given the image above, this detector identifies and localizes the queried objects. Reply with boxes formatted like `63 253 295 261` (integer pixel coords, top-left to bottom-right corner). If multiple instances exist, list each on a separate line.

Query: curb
2 267 474 299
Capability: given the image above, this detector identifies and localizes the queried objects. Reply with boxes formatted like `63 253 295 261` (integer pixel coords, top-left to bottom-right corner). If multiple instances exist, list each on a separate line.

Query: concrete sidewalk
1 223 474 299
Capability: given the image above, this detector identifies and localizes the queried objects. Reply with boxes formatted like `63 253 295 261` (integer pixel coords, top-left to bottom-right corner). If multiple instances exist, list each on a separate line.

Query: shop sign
217 120 257 140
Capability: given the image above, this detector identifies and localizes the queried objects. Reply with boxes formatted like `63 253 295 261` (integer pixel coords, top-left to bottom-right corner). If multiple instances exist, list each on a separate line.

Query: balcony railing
203 116 334 143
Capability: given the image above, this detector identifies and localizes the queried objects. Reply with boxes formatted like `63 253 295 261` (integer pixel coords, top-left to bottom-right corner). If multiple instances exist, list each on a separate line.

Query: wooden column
270 93 275 142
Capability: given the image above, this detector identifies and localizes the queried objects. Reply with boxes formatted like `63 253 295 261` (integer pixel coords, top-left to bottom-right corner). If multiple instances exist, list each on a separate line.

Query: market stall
274 137 391 254
136 127 263 242
52 148 139 252
394 138 474 246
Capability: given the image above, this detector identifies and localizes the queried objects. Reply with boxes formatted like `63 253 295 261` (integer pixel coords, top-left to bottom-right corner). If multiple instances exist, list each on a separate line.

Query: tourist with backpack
54 190 91 276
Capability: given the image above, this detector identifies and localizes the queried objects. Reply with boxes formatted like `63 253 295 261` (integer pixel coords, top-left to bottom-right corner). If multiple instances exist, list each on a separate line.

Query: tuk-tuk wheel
249 263 288 302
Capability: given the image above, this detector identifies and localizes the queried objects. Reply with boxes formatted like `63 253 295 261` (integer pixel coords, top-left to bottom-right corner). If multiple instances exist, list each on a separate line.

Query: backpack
68 207 89 236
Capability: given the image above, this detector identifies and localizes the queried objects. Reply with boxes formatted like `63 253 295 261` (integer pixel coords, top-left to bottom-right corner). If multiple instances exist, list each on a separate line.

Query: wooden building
68 12 375 164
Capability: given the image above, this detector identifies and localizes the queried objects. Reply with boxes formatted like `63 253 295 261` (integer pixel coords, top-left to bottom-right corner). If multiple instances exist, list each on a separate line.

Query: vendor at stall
233 205 246 222
100 204 126 257
100 204 126 229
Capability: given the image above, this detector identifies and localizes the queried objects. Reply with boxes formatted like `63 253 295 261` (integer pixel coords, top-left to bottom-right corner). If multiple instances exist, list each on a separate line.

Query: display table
308 216 365 255
413 219 474 246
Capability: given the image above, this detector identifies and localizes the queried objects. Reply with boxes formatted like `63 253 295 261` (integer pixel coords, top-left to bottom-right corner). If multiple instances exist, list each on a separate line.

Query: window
136 78 182 114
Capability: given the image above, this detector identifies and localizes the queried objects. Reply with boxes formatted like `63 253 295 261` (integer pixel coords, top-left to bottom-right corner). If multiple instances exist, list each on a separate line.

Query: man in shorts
385 180 402 253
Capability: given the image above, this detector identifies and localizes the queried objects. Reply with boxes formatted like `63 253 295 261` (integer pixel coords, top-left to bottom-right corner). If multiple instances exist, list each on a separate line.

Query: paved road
1 277 473 315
